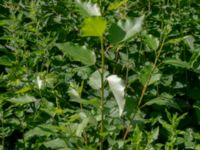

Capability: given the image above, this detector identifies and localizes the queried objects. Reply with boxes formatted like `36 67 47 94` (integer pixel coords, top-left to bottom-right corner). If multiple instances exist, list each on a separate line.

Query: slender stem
99 36 105 150
148 0 151 12
123 30 167 141
1 111 4 150
137 33 166 107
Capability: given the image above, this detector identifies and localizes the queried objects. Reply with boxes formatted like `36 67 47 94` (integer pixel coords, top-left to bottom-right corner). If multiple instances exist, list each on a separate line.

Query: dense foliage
0 0 200 149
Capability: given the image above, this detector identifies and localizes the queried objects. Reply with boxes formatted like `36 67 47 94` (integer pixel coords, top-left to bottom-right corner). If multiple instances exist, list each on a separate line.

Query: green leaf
108 0 128 10
107 75 125 116
56 42 96 65
108 15 144 43
88 70 109 90
108 23 126 44
8 95 36 105
166 37 184 45
124 96 137 117
81 17 107 37
43 138 67 149
143 33 159 50
132 125 143 145
0 55 14 66
15 86 31 94
143 93 180 110
184 35 195 50
76 117 89 137
163 59 191 69
119 16 144 42
24 124 58 140
75 0 101 17
138 63 161 86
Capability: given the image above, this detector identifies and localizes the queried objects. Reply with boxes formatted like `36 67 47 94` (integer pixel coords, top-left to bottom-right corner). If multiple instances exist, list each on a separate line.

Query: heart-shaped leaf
81 17 107 37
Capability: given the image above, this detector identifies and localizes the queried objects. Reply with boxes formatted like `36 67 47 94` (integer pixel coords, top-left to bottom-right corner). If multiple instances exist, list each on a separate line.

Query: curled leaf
75 0 101 17
107 75 125 116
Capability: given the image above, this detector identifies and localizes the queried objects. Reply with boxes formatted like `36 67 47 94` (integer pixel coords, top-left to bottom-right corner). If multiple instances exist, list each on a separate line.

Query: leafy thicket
0 0 200 149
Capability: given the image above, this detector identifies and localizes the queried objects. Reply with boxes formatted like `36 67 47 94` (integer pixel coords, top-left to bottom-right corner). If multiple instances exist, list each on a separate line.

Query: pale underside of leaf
108 15 144 44
75 0 101 17
107 75 125 116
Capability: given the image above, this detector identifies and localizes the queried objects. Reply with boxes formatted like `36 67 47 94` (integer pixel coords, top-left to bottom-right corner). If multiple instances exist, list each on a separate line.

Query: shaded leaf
43 138 67 149
143 93 180 110
24 124 58 140
81 17 107 37
143 33 159 50
107 75 125 116
138 63 161 86
108 23 126 44
8 95 36 105
0 55 14 66
56 42 96 65
108 15 144 43
184 35 195 50
163 59 190 69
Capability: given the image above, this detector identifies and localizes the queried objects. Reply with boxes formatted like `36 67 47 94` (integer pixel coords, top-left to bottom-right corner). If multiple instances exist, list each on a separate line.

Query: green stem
99 36 105 150
1 111 4 150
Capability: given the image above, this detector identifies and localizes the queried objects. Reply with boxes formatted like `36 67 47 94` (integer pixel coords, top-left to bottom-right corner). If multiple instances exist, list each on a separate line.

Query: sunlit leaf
15 86 31 94
75 0 101 17
56 42 96 65
107 75 125 116
108 0 128 10
132 125 143 145
36 76 43 90
81 17 107 37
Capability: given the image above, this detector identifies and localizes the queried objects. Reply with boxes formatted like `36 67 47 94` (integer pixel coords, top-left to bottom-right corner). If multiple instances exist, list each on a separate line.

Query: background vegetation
0 0 200 149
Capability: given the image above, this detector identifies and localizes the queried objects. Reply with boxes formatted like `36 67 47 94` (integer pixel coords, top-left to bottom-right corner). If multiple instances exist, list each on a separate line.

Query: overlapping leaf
56 42 96 65
108 15 144 43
